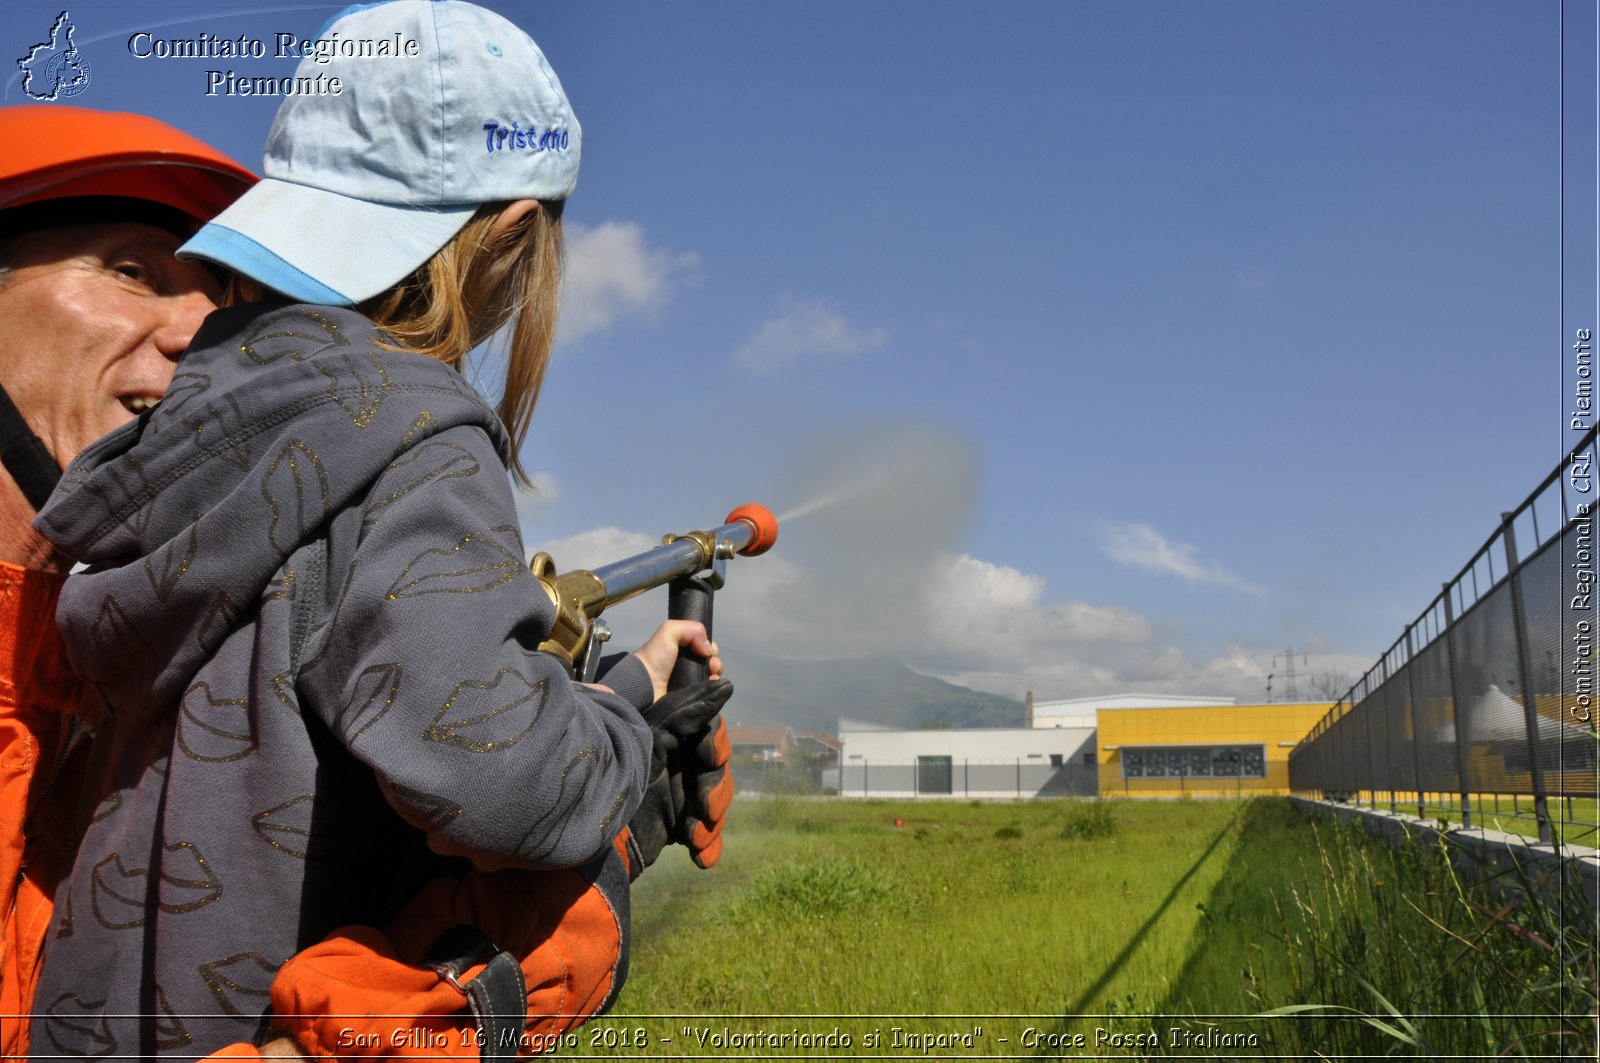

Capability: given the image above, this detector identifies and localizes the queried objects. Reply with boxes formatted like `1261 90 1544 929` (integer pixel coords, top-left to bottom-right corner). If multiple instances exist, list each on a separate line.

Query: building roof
1035 693 1238 712
794 731 840 751
838 716 895 732
728 725 793 747
839 721 1096 739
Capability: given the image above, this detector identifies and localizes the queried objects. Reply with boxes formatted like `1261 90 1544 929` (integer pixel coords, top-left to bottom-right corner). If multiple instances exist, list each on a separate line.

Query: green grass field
553 797 1595 1059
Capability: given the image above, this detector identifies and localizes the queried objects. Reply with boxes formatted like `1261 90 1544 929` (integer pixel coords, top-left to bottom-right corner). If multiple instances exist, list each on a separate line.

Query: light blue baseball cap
180 0 580 306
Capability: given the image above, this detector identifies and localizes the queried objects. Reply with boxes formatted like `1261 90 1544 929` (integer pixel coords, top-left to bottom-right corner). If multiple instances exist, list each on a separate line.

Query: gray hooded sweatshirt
32 303 653 1058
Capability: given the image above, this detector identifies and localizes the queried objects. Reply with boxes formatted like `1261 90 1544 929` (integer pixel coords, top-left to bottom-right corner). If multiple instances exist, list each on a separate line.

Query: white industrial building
835 693 1243 799
837 717 1098 799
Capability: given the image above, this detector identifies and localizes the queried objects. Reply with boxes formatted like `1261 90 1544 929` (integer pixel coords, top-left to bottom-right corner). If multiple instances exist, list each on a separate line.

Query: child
32 3 720 1055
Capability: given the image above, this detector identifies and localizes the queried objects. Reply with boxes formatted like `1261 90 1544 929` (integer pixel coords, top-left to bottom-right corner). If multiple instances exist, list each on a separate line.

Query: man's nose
150 289 217 360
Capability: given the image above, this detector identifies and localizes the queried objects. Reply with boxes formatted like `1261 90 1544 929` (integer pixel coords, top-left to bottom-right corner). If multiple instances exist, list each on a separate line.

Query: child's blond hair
362 199 564 485
229 199 564 485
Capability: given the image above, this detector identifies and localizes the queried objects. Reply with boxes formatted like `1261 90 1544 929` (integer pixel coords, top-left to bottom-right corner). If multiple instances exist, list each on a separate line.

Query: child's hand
631 620 722 702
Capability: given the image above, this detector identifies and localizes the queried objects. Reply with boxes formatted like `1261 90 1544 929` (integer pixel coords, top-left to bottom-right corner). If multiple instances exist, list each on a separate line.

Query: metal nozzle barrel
589 504 778 608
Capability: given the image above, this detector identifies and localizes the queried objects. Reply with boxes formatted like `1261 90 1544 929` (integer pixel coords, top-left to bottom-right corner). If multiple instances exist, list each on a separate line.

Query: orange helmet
0 108 256 513
0 105 255 223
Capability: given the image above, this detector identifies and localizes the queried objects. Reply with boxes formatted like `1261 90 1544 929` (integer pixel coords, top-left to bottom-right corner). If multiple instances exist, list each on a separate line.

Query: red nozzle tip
726 503 778 556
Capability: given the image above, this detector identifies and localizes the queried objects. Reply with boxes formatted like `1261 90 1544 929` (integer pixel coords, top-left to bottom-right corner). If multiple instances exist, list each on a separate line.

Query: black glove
624 679 733 879
676 715 732 869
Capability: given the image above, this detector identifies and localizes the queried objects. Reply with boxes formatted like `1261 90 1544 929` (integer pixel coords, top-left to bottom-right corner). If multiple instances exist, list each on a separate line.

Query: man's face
0 221 221 468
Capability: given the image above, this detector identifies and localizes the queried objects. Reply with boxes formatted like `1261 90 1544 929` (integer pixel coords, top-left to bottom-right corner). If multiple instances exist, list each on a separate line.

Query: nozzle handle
667 574 713 690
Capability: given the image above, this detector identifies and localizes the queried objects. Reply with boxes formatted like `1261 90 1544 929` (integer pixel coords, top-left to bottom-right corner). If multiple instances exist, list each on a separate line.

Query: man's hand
626 679 734 877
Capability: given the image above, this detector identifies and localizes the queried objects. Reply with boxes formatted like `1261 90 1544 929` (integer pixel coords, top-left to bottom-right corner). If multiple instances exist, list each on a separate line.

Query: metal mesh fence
1289 428 1599 843
1521 524 1600 790
1454 582 1530 794
1377 673 1415 794
1343 705 1367 792
1411 636 1461 793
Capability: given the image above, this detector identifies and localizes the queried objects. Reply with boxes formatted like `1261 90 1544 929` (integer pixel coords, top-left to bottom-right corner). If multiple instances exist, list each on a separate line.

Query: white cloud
710 540 1162 700
1103 522 1207 580
733 294 889 372
526 526 659 570
904 553 1167 699
918 554 1152 662
1176 645 1370 705
558 221 700 344
510 473 561 529
1101 522 1265 596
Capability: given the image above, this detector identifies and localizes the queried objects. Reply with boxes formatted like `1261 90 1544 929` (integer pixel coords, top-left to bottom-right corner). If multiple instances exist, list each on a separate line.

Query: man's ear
488 199 541 242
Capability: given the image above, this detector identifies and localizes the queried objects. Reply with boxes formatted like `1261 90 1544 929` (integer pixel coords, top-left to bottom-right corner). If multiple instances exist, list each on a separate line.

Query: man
0 104 260 1059
1 105 732 1060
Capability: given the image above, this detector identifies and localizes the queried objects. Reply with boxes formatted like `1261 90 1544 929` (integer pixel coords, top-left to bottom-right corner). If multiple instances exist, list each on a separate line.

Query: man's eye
111 259 158 287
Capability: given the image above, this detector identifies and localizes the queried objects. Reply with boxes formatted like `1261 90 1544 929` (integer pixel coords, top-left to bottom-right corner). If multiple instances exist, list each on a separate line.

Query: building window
1241 746 1264 776
1049 753 1063 768
917 756 953 794
1119 745 1266 780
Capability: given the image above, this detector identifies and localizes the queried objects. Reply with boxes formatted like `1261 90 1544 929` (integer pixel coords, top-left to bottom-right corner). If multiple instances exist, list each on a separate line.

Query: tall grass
555 797 1595 1058
592 798 1251 1017
1243 817 1597 1058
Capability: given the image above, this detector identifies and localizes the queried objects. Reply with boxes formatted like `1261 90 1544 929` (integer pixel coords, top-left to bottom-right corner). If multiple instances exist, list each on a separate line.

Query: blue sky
7 1 1594 705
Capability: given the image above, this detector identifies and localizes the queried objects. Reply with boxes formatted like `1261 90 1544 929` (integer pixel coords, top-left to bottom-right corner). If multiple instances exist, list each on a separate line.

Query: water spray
776 464 897 524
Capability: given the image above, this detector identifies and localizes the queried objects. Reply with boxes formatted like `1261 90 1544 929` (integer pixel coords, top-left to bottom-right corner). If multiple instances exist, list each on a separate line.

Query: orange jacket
2 560 627 1059
0 563 80 1061
271 846 631 1058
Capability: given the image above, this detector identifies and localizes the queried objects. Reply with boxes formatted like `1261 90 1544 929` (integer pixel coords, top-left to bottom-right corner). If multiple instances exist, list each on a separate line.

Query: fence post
1361 687 1375 809
1404 625 1432 824
1380 658 1392 811
1501 515 1554 846
1441 585 1473 828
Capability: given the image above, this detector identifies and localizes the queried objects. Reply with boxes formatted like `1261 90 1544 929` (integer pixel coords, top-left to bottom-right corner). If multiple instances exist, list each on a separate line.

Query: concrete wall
1288 796 1600 914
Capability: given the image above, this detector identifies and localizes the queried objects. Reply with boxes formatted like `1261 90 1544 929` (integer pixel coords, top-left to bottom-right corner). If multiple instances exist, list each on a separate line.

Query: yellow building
1097 702 1330 797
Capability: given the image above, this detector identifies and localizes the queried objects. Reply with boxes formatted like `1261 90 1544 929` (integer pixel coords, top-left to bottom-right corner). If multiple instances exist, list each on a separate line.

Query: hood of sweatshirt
34 302 509 723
